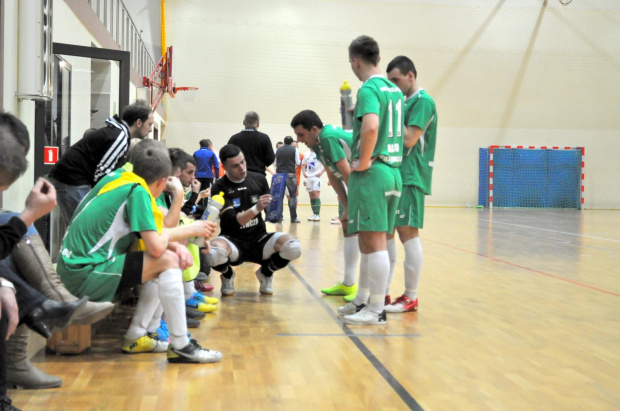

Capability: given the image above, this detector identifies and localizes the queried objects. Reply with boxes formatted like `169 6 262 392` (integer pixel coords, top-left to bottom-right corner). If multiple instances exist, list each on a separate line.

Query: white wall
163 0 620 209
1 0 165 210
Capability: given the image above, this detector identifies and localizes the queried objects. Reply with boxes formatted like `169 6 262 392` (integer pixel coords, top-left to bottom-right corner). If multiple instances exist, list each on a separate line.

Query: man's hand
350 159 372 172
190 178 201 193
198 188 210 200
174 244 194 271
0 286 19 339
190 220 216 238
340 208 349 222
256 194 273 212
19 178 57 227
166 176 184 197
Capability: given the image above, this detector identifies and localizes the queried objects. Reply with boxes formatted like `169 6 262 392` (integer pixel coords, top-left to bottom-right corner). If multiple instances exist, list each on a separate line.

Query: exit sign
44 146 59 164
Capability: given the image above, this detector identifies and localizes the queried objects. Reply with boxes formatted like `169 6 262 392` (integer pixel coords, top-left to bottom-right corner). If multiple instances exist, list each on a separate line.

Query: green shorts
57 252 143 302
395 185 425 229
348 161 402 234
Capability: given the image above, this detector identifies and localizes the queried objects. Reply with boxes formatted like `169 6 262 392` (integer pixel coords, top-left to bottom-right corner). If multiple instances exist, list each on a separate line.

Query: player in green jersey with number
338 35 404 325
57 140 222 363
384 55 438 313
291 110 360 302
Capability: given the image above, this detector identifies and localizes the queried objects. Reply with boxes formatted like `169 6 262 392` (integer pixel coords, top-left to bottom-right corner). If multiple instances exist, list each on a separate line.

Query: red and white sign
44 146 59 164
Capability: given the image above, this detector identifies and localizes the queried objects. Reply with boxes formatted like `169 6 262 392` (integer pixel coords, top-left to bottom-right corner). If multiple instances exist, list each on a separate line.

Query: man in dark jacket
49 100 154 224
228 111 274 177
274 136 301 223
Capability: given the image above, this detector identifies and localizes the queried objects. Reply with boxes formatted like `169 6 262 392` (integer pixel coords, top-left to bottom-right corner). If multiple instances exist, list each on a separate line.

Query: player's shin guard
261 253 289 277
367 251 389 314
126 279 160 340
386 238 397 295
158 269 189 349
213 262 234 279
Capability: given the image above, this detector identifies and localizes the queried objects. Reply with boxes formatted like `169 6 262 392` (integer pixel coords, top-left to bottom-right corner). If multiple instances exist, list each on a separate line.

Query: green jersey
352 75 404 168
156 192 168 209
401 89 438 194
312 125 353 181
57 171 157 300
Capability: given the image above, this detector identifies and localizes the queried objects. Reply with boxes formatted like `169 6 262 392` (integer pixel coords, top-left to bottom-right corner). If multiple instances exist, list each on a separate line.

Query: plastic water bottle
340 81 353 131
194 191 225 247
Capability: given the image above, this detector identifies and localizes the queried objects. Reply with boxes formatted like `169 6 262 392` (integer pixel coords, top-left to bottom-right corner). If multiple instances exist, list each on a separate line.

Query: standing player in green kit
291 110 360 303
384 55 438 313
338 35 404 325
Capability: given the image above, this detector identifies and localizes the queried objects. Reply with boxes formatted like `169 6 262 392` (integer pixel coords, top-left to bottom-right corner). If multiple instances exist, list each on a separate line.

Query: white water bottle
340 81 353 131
194 191 225 247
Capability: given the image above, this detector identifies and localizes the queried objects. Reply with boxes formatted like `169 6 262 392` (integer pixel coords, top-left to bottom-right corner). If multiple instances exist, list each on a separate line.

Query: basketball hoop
174 86 198 103
142 46 199 109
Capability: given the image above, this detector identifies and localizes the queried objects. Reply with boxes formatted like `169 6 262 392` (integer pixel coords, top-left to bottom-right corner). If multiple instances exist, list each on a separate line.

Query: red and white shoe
384 294 418 313
194 279 214 293
385 294 391 305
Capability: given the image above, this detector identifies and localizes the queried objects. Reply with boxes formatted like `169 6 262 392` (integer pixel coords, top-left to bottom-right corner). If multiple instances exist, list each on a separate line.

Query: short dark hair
219 144 242 165
243 111 260 128
121 100 151 127
199 139 211 148
127 139 164 164
0 111 30 154
284 136 294 145
0 128 28 187
349 35 380 66
290 110 324 131
386 55 417 79
169 148 196 170
131 140 171 184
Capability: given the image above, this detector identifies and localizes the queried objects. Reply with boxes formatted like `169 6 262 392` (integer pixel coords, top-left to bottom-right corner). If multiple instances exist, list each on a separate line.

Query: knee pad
279 239 301 260
206 246 229 267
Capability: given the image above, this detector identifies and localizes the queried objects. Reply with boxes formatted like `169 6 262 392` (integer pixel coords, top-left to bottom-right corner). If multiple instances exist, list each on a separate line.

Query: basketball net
174 86 198 103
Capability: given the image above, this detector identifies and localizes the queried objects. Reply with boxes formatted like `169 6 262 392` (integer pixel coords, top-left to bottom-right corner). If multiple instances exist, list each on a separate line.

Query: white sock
343 236 360 286
385 238 397 295
147 304 164 334
126 280 160 340
403 237 423 300
353 254 369 306
183 280 197 300
367 250 389 313
158 269 190 349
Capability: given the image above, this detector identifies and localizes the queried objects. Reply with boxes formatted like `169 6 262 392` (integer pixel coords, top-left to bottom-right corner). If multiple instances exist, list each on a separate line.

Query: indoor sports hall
1 0 618 410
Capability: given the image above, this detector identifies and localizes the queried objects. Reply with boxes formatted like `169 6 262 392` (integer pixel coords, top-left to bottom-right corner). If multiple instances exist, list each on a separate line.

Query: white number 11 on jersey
388 99 402 138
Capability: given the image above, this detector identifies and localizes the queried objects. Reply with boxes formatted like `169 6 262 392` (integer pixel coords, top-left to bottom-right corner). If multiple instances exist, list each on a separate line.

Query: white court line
480 219 620 244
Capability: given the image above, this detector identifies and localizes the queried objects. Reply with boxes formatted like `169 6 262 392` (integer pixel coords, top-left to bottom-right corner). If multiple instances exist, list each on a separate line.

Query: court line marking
287 265 424 411
486 226 620 254
426 239 620 298
479 219 620 243
277 333 422 337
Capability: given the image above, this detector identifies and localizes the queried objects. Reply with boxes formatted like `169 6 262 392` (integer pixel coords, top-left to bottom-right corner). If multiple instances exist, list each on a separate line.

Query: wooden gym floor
10 206 620 410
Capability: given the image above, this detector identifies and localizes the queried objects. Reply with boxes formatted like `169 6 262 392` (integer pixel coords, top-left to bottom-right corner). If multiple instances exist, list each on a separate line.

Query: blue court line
287 265 424 411
277 333 421 337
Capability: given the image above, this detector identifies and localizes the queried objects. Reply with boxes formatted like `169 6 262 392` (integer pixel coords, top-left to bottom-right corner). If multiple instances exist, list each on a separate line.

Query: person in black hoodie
228 111 275 178
49 100 154 225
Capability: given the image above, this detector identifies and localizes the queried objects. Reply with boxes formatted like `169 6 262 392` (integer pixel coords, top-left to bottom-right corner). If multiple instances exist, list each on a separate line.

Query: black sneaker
195 272 209 282
167 339 222 363
186 317 201 328
0 397 21 411
186 307 206 319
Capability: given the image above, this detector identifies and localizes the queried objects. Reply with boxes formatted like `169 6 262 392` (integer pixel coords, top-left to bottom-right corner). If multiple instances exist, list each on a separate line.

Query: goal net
479 146 584 209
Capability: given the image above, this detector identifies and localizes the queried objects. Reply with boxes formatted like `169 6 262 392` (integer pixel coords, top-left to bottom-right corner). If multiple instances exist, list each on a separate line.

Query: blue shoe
191 292 219 305
186 297 217 313
156 317 169 342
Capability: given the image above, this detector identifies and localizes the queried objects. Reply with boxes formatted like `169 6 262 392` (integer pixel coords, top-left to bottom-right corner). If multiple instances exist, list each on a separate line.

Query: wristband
251 204 260 215
0 279 16 294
